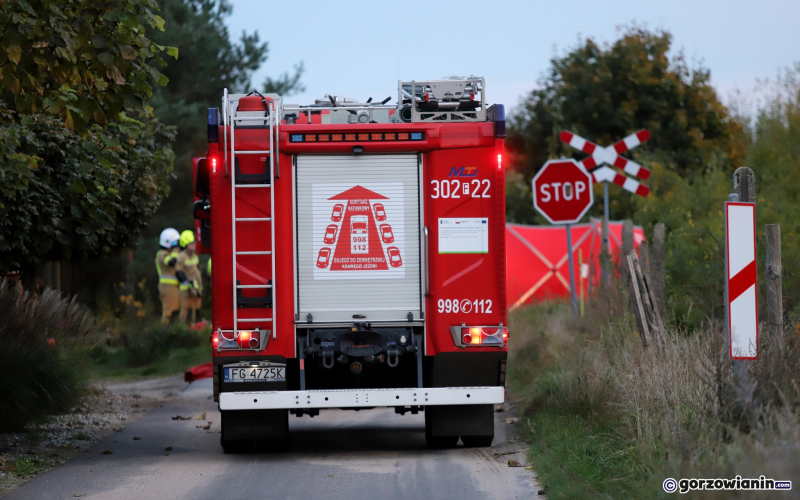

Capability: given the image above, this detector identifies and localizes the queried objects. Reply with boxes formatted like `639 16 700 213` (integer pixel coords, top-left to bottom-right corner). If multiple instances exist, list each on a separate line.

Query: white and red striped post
724 197 758 359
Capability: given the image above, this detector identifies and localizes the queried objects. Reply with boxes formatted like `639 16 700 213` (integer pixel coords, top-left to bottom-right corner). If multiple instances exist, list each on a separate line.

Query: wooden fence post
731 166 758 430
765 224 783 337
622 220 634 256
651 222 666 320
601 216 610 289
622 220 633 282
626 250 666 348
640 240 650 275
625 252 649 349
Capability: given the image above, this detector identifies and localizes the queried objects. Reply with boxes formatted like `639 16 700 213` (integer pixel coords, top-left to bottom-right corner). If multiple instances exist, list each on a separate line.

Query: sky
225 0 800 115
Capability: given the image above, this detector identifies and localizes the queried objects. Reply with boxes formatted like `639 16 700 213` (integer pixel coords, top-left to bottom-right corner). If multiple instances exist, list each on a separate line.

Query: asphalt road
6 379 541 500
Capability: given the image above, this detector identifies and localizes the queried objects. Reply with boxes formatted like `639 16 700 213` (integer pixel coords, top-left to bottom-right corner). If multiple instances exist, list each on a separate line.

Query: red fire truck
193 77 508 453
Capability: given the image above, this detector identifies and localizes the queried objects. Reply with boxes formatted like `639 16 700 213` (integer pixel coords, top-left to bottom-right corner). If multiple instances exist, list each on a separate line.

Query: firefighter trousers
180 290 202 323
158 283 180 324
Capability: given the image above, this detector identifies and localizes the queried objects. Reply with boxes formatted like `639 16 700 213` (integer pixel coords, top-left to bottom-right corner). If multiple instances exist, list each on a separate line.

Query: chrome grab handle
423 226 429 296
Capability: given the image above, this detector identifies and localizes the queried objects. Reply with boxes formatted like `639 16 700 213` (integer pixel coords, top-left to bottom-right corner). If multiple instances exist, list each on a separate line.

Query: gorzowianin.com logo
663 476 792 494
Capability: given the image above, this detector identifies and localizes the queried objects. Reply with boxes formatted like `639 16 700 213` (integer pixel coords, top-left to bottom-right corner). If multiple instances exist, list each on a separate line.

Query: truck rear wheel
425 404 494 448
220 409 288 453
424 407 458 448
221 438 252 454
460 435 494 447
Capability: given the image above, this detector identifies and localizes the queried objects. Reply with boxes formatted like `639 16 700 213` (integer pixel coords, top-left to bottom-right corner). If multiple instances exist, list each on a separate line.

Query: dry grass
0 284 92 431
509 284 800 498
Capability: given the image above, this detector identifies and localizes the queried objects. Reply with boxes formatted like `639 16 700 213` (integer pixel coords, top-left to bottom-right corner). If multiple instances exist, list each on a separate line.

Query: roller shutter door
296 155 421 323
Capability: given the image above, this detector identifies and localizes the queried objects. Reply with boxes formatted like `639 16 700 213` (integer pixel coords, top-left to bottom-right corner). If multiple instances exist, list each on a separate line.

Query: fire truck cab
195 77 508 453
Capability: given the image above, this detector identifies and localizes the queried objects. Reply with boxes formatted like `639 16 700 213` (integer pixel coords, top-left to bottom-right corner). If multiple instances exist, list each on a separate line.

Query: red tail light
237 330 260 349
456 326 507 346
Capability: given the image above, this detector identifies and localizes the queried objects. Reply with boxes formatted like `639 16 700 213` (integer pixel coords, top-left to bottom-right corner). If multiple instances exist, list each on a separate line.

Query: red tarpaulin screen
506 219 644 310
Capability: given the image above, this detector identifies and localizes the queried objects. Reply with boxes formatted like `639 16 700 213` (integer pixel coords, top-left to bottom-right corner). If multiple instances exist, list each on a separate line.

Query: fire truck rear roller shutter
296 155 421 323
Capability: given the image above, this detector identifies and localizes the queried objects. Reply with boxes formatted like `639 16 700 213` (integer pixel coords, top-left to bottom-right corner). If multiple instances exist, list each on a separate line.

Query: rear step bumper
219 386 504 411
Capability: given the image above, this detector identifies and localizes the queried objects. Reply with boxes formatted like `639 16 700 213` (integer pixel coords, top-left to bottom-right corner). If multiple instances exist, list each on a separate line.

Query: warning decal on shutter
312 183 405 279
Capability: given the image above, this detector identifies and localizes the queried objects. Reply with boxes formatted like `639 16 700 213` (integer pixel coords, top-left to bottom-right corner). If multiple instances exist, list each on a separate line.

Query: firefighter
176 230 203 323
156 228 181 324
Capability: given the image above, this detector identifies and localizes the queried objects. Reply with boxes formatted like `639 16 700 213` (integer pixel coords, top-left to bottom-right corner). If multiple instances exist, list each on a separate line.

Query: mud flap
221 409 288 441
425 404 494 437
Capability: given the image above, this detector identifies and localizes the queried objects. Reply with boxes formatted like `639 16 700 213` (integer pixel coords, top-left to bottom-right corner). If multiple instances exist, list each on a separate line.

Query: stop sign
532 159 594 224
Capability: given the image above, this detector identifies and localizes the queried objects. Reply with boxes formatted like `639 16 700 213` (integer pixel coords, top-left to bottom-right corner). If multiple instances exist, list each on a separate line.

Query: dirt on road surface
0 376 186 497
3 378 542 500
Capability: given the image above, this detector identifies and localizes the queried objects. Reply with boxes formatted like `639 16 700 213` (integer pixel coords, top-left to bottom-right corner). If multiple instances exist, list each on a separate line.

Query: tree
506 26 746 223
145 0 304 231
0 0 177 275
0 0 176 131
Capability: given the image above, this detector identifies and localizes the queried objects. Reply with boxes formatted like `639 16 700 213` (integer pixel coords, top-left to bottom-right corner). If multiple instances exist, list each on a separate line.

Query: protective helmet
159 228 180 249
179 229 196 248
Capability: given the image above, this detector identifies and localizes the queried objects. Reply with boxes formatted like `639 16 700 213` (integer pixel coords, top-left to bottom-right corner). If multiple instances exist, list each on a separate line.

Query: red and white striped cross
725 202 758 360
591 165 650 197
559 130 651 179
559 130 651 197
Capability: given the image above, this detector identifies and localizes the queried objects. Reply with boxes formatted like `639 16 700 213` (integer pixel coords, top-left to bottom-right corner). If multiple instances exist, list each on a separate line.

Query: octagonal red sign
532 159 594 224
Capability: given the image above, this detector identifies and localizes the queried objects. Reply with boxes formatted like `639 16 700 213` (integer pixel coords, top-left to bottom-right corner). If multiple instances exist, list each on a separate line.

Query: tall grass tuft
510 285 800 497
0 283 92 431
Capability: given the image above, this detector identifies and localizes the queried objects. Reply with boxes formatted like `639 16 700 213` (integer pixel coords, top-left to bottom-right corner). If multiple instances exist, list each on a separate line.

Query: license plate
224 365 285 383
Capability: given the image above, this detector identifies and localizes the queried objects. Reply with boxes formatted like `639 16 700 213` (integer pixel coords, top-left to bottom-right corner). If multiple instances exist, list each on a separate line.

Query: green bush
0 283 92 431
120 321 205 366
90 319 208 368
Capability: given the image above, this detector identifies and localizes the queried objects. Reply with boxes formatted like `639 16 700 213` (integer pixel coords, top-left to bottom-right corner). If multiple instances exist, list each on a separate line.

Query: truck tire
461 435 494 447
220 409 288 453
221 438 252 454
425 429 458 448
256 410 289 452
425 404 494 448
424 408 458 448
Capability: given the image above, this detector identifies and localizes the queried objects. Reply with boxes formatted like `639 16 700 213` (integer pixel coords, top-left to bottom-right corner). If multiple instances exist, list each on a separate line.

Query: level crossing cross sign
532 159 594 225
725 201 758 359
559 129 651 197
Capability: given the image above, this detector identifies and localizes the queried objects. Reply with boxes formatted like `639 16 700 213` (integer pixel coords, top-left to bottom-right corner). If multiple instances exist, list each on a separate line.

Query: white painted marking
728 204 755 277
593 166 616 182
623 160 639 176
595 146 617 165
622 177 639 193
571 136 586 150
730 285 758 358
624 134 640 149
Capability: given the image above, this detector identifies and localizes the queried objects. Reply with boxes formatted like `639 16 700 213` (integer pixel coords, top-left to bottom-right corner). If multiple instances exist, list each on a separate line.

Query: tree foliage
0 0 176 131
506 26 747 223
145 0 304 231
0 0 177 275
633 63 800 327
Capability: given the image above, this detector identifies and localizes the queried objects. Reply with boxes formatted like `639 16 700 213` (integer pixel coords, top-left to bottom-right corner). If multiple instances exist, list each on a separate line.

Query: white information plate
438 218 489 254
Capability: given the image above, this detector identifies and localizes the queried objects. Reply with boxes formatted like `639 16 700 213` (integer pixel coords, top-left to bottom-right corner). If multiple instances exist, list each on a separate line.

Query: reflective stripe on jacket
156 249 180 285
177 251 202 291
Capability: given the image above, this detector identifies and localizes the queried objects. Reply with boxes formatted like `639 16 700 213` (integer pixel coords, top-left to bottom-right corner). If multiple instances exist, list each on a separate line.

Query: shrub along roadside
88 319 211 380
0 284 92 432
508 292 800 499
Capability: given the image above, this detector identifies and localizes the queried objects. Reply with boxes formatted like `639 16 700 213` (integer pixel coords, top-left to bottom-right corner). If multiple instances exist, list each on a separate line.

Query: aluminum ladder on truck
225 89 281 344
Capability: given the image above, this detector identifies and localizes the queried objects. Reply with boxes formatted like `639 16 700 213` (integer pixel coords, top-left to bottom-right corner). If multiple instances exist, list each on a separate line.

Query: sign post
532 159 594 317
